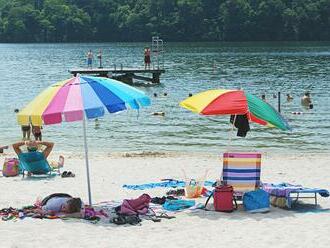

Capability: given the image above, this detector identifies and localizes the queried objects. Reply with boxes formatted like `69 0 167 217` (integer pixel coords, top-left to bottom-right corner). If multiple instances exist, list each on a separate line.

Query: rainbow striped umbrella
180 89 291 131
17 75 151 205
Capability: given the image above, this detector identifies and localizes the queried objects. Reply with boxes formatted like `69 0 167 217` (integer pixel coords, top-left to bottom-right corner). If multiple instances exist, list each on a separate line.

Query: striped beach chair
222 152 261 193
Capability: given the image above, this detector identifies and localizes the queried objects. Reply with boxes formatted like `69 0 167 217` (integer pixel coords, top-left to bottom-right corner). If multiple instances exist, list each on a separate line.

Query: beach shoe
61 171 75 178
66 171 75 177
111 216 127 225
151 197 166 205
166 189 185 196
156 213 176 219
61 171 68 178
111 215 141 225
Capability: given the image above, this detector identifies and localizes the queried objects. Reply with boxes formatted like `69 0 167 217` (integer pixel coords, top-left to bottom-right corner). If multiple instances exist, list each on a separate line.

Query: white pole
82 115 92 206
226 114 237 152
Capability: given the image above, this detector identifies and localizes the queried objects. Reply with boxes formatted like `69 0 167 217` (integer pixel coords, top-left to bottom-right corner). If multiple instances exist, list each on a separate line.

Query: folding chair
222 152 262 199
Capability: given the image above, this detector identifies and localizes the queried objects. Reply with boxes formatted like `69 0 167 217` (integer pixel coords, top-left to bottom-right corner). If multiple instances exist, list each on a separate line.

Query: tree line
0 0 329 42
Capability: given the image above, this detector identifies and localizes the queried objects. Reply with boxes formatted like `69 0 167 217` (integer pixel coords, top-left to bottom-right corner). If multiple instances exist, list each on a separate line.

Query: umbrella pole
226 114 237 151
82 116 92 206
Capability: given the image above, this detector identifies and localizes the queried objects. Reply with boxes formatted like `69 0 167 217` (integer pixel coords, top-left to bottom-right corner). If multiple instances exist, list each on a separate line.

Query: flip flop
156 213 176 219
67 171 75 177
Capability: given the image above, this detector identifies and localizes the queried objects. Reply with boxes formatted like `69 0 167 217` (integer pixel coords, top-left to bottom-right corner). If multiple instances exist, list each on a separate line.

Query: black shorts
22 126 31 132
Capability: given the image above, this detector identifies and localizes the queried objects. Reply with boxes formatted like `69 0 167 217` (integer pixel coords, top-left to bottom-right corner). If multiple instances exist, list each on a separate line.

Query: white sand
1 151 330 248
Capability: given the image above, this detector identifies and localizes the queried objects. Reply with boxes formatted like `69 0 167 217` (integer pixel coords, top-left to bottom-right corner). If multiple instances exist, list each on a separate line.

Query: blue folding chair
19 152 52 177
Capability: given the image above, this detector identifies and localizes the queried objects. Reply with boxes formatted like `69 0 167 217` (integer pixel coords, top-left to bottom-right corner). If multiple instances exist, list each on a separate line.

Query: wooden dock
69 67 165 85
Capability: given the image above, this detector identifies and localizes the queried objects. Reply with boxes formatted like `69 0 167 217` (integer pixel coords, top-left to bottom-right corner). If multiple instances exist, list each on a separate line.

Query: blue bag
243 189 270 213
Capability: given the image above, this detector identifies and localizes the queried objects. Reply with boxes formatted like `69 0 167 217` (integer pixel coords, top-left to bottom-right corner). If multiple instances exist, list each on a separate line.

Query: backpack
2 158 19 177
243 189 270 213
205 185 237 212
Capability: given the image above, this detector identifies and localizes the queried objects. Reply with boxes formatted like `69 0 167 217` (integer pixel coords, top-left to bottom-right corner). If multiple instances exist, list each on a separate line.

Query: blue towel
163 199 196 211
123 180 215 190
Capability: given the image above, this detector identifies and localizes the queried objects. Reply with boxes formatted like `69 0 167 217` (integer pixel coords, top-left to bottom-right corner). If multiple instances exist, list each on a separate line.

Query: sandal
111 215 142 225
112 216 126 225
166 189 185 196
156 213 176 219
61 171 75 178
66 171 75 177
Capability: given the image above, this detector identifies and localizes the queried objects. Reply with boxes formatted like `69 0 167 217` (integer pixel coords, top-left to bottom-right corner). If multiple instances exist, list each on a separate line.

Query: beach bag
243 189 270 213
2 158 19 177
205 185 237 212
185 179 204 198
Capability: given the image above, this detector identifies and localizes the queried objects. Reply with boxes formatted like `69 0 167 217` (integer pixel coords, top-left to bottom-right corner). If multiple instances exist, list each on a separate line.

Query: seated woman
38 194 84 218
13 140 54 158
13 140 54 176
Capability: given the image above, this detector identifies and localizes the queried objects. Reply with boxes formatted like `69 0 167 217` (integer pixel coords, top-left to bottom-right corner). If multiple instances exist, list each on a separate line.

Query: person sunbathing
13 140 54 158
37 194 83 218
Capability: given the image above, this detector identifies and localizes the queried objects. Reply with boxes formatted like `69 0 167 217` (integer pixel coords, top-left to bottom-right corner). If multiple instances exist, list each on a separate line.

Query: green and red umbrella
180 89 291 131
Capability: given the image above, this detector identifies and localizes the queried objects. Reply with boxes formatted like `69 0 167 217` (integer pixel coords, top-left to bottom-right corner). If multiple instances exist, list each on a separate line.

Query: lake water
0 42 329 154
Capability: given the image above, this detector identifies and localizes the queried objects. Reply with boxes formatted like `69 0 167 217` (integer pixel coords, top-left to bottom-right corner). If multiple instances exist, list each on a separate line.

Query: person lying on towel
35 193 84 218
13 140 54 159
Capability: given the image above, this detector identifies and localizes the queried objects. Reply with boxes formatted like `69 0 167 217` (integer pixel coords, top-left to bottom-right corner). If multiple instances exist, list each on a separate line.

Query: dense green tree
0 0 329 42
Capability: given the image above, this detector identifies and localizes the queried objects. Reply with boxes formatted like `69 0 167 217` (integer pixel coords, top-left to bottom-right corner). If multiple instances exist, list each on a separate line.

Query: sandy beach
1 151 329 248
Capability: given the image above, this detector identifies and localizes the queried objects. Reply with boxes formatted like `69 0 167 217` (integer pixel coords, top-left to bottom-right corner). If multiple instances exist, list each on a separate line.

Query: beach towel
123 180 215 190
163 199 196 211
262 183 329 208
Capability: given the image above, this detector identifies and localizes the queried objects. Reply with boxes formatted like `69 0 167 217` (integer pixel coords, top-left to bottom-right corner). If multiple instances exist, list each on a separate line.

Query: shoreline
2 149 330 160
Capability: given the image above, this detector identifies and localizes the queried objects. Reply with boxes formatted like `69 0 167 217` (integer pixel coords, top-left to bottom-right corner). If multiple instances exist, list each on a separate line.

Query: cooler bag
205 185 237 212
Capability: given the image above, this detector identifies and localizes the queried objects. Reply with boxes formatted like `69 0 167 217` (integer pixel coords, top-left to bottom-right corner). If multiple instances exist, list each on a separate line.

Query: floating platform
69 67 165 85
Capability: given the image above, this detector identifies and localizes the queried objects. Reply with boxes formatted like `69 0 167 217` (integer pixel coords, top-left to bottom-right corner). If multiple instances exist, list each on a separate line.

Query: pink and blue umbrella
17 75 151 204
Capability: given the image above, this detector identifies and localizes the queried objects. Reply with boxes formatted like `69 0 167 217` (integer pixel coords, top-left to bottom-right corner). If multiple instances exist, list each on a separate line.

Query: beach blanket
123 179 215 190
262 183 329 208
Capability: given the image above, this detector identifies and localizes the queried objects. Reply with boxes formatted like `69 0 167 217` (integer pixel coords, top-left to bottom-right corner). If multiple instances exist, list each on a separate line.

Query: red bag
205 185 237 212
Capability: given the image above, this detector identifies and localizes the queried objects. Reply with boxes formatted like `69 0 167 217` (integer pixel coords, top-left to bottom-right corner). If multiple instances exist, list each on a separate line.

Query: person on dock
261 94 266 102
144 47 151 69
97 49 103 68
87 50 93 69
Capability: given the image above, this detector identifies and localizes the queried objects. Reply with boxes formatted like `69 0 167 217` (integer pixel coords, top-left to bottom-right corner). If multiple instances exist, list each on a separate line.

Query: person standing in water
87 50 93 69
301 92 311 105
21 124 31 140
32 125 42 141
